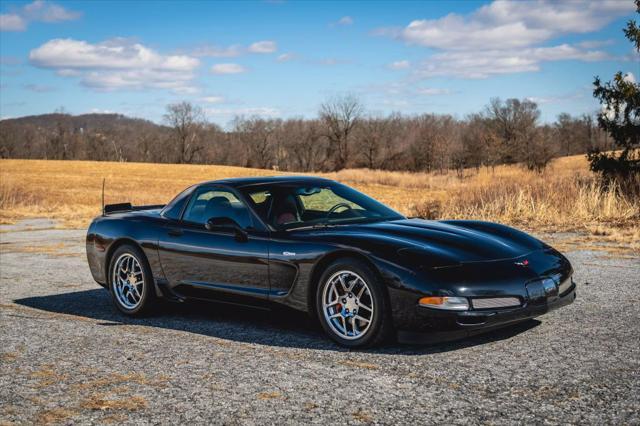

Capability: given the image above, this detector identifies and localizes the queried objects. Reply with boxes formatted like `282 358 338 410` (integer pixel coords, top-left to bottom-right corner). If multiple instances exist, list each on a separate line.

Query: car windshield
240 182 404 230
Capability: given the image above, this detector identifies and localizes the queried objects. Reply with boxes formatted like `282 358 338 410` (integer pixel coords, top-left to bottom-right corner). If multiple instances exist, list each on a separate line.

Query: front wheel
108 244 156 316
315 259 391 348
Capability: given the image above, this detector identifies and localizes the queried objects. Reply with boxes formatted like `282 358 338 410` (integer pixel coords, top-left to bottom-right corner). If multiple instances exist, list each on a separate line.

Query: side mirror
205 216 248 242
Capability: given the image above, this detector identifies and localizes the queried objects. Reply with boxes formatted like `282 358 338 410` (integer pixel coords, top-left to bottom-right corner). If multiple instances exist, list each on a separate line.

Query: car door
157 185 271 303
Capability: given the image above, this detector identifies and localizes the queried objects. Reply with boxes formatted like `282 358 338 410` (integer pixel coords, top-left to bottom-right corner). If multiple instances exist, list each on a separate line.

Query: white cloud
30 38 198 70
526 87 592 106
623 72 636 83
357 81 407 96
531 44 611 61
332 16 354 26
29 38 200 93
193 40 277 57
172 86 200 95
0 1 80 31
525 93 589 105
88 108 116 114
576 39 615 49
23 83 54 92
416 87 451 96
199 96 226 104
192 44 243 58
248 40 277 54
400 1 633 51
0 14 26 31
277 53 296 62
317 58 351 66
55 68 81 77
205 107 280 117
80 70 198 93
380 99 409 108
416 44 611 79
210 63 247 74
23 0 81 22
403 16 549 51
377 0 633 79
388 60 410 70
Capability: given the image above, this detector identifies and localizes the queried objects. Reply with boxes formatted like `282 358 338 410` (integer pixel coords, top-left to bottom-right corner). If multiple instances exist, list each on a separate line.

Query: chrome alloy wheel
112 253 144 310
322 270 374 340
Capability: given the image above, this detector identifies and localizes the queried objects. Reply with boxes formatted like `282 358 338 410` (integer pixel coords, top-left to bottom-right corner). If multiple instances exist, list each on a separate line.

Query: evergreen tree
588 0 640 188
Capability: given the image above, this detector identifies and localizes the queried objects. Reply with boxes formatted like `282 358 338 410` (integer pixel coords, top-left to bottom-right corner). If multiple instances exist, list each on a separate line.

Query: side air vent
471 297 521 310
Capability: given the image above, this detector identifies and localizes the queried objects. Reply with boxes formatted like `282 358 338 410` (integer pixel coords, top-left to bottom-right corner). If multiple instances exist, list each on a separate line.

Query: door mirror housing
205 216 248 242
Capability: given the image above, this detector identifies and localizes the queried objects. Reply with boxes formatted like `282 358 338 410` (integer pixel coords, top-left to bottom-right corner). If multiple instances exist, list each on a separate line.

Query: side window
183 187 253 229
246 189 272 223
162 186 194 220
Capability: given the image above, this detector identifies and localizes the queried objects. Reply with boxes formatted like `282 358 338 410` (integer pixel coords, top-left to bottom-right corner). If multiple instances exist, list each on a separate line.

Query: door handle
168 228 183 237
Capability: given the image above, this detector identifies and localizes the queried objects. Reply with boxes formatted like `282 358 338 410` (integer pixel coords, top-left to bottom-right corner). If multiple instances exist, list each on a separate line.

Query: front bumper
397 283 576 344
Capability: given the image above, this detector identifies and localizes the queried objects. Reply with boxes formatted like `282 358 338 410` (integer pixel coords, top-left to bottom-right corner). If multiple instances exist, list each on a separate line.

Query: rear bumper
397 284 576 344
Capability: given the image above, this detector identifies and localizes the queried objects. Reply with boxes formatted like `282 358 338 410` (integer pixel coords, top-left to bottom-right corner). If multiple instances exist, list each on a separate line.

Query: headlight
419 296 469 311
546 273 572 295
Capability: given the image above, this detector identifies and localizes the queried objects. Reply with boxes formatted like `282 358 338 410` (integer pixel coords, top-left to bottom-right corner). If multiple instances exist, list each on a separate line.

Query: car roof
201 175 336 188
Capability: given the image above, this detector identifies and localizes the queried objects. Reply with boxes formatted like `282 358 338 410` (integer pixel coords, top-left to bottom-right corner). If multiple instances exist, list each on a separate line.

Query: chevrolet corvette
86 176 576 347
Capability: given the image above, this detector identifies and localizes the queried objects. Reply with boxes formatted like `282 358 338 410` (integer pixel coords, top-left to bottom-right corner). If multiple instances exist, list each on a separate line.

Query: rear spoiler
103 203 165 215
101 178 165 216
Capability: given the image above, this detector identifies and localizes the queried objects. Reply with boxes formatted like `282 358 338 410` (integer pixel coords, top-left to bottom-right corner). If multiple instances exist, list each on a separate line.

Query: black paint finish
86 176 575 342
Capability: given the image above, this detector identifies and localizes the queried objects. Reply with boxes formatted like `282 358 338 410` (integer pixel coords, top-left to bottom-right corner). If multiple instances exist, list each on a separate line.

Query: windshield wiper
288 222 334 231
286 216 398 231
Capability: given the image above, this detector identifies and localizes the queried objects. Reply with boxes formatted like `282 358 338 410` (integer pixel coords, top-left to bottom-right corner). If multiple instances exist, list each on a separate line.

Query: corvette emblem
514 259 529 267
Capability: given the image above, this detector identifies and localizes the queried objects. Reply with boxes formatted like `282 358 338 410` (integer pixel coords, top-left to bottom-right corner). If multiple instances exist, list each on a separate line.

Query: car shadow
14 288 541 354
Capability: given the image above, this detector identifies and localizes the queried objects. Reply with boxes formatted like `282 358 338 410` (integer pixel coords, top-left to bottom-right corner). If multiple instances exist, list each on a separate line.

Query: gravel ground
1 219 639 425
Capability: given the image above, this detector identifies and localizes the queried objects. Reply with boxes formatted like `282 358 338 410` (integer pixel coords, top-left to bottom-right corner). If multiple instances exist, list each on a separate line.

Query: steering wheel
326 202 354 219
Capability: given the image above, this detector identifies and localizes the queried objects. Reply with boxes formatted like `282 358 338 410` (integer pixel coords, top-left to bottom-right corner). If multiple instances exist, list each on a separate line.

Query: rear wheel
315 259 391 348
109 244 156 316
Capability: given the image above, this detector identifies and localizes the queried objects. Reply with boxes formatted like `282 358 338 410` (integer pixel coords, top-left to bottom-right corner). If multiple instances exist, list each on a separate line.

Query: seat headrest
204 196 232 218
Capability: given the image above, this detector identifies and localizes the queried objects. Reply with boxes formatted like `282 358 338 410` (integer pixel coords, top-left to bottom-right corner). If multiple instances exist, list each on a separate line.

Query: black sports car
86 176 576 347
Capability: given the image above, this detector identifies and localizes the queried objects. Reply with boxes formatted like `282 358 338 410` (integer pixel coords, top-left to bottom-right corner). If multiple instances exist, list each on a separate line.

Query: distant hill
0 112 173 162
1 113 166 133
0 105 613 172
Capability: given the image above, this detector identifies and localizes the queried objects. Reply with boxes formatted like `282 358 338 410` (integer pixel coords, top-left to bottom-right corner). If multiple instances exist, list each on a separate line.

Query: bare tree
198 123 225 165
528 125 557 172
279 119 326 171
320 94 364 170
485 98 541 167
164 102 206 164
232 116 277 169
462 114 491 170
554 113 601 157
0 96 613 174
404 114 458 172
356 115 402 169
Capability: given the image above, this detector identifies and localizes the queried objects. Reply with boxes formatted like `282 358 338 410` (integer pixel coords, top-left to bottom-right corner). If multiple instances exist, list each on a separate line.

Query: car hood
353 218 546 264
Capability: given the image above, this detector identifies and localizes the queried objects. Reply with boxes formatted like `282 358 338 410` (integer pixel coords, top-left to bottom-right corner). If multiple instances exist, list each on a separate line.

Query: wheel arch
307 250 388 319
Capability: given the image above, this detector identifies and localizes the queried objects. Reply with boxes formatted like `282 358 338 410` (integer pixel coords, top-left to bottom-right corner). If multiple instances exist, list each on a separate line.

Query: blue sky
1 0 638 126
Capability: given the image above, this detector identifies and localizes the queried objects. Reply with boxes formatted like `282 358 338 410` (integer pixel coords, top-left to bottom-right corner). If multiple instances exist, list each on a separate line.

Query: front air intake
471 297 521 310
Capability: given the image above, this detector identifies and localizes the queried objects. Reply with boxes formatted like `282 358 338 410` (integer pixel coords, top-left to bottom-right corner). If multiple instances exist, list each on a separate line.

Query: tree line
0 96 614 174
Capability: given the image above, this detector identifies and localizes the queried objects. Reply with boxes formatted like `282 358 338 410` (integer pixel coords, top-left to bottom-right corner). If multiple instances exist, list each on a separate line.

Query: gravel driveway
1 219 639 425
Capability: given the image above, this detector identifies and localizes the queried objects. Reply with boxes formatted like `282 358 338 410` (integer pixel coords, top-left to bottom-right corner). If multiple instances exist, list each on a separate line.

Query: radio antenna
101 178 106 216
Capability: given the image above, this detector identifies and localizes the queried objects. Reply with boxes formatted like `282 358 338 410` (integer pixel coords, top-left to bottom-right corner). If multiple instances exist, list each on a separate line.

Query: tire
108 244 156 316
315 258 392 348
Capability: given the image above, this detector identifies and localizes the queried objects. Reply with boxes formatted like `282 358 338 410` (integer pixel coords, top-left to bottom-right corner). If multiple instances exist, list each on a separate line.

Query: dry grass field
1 155 638 254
